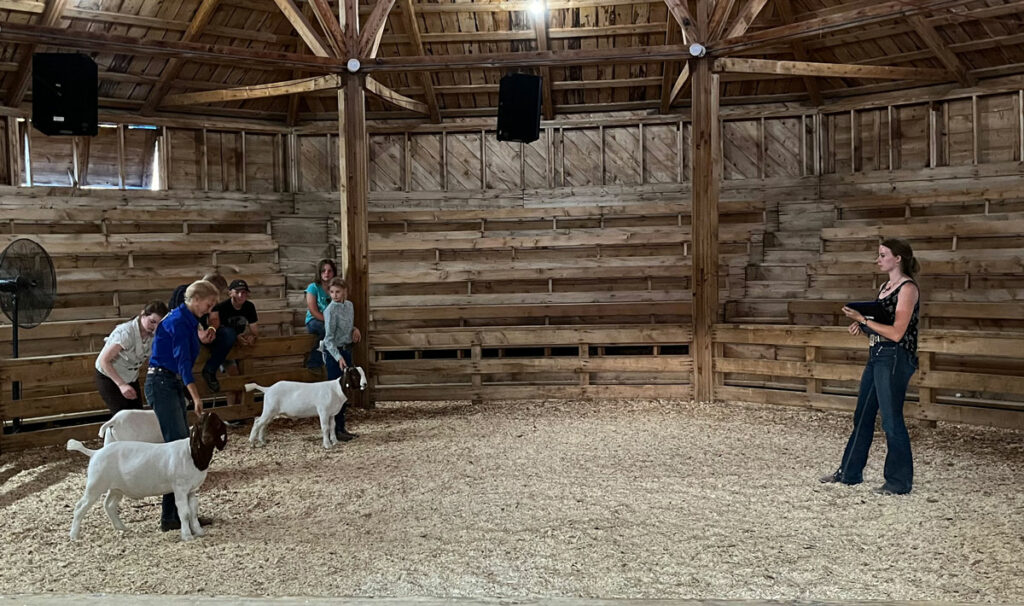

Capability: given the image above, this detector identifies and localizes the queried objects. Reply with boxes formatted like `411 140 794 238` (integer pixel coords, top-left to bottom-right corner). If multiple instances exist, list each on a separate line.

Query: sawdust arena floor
1 399 1022 603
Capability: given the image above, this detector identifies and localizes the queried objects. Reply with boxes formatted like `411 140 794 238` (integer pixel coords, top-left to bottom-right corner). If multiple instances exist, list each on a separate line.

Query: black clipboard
846 301 892 336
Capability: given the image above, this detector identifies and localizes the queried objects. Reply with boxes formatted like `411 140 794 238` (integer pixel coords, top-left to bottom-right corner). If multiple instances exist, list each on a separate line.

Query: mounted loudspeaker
496 73 542 144
32 53 98 137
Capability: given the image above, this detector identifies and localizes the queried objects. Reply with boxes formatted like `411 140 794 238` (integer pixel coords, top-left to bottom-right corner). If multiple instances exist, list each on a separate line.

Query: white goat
67 412 228 541
99 409 164 446
246 366 367 449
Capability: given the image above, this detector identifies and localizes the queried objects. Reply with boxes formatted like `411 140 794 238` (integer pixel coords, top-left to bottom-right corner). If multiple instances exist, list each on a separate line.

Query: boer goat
246 366 367 449
67 412 228 541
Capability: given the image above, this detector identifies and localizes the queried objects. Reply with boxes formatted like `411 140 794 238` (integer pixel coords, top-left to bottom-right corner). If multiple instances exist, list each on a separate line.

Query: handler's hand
848 321 862 336
119 383 138 400
199 326 216 344
841 306 866 323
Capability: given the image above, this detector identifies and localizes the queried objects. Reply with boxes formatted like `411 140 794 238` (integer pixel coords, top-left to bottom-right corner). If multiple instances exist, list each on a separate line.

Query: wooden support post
759 116 765 179
579 343 590 387
161 127 170 190
599 124 605 186
201 128 209 192
887 105 895 171
479 129 486 191
441 131 448 191
403 132 411 192
849 109 856 174
971 95 979 165
240 131 247 193
472 344 483 404
691 53 720 404
638 123 645 184
677 119 685 183
117 124 126 190
339 75 371 407
1019 90 1024 163
806 346 821 395
6 116 20 186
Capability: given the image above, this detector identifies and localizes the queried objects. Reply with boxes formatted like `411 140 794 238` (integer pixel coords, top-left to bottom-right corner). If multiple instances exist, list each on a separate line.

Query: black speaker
32 53 98 137
497 73 542 144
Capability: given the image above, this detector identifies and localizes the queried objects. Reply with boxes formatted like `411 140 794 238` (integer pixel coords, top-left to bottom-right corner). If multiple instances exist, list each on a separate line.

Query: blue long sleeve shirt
149 303 201 386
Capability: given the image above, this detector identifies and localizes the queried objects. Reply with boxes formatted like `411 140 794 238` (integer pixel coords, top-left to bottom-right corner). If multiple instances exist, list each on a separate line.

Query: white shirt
94 317 152 384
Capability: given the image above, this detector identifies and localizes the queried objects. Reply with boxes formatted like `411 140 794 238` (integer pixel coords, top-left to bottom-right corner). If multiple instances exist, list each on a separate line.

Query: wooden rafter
708 0 737 41
273 0 332 57
659 20 684 113
533 9 556 120
665 62 691 111
396 0 440 122
774 0 822 106
359 0 398 58
714 58 950 81
908 15 975 87
0 23 698 72
309 0 347 57
710 0 980 54
5 0 69 107
663 0 698 42
721 0 770 40
161 74 342 106
141 0 221 115
365 75 429 114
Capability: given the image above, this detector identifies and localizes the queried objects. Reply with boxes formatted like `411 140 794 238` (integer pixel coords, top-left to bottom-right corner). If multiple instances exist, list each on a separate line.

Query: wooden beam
5 0 69 108
708 0 737 41
774 0 822 106
0 23 696 73
659 20 684 113
162 74 342 106
0 1 45 12
273 0 332 57
710 0 979 54
340 75 370 406
141 0 221 115
359 0 398 58
666 62 691 110
722 0 770 40
533 9 556 120
908 15 975 88
365 75 429 114
714 58 950 81
396 0 440 122
663 0 699 42
690 3 719 403
309 0 347 57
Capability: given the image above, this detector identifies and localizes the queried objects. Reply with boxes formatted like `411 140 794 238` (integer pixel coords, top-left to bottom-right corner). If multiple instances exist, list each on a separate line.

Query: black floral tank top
877 279 920 356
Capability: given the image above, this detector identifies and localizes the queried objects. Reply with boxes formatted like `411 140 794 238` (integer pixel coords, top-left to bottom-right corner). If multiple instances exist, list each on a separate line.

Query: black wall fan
0 238 57 360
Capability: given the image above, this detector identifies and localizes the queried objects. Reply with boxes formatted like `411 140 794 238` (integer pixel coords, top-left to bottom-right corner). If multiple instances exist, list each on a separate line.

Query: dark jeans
328 348 354 431
203 325 238 375
144 371 189 524
306 319 325 368
95 370 143 414
837 343 917 493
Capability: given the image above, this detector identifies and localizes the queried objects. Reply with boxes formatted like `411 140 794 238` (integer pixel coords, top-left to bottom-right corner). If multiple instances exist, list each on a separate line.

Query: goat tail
244 383 266 393
66 439 96 458
98 417 115 439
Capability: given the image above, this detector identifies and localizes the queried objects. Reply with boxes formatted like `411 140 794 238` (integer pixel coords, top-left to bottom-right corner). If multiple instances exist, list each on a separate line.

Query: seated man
204 279 260 395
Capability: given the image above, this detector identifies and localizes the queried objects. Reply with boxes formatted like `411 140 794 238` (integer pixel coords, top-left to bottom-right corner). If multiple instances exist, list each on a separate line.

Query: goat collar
190 422 216 471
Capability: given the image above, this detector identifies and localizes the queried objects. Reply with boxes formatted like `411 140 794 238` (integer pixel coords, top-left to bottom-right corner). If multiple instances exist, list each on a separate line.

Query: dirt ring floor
1 399 1022 603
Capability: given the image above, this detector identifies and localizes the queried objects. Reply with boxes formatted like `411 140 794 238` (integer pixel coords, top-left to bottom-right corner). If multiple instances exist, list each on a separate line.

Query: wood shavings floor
1 399 1022 603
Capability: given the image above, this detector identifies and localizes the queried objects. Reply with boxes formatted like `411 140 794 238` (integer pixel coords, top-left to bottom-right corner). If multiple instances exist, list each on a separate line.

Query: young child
322 277 361 441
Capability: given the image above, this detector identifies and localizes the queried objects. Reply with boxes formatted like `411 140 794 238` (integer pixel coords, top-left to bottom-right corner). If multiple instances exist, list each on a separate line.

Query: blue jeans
306 319 326 368
203 326 238 374
144 371 189 523
838 343 917 493
327 348 354 431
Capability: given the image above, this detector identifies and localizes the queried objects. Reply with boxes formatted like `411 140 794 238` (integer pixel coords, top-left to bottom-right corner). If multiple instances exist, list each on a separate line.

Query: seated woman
94 301 169 414
303 258 338 369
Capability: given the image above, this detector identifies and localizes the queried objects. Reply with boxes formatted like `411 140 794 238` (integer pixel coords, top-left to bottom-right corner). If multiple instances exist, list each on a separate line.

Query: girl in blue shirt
145 279 220 532
304 258 338 369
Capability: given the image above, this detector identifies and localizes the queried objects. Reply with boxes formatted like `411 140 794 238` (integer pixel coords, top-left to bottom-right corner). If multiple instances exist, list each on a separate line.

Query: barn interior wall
2 86 1021 429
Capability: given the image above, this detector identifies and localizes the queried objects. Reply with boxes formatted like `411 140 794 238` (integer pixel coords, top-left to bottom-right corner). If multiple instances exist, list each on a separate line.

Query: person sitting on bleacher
206 279 260 400
94 300 169 414
303 258 338 370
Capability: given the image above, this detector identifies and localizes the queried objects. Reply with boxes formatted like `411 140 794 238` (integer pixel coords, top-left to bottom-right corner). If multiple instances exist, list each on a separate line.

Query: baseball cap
228 279 250 292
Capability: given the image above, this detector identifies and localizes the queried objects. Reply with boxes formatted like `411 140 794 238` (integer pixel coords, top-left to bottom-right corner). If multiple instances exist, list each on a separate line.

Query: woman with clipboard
820 238 921 495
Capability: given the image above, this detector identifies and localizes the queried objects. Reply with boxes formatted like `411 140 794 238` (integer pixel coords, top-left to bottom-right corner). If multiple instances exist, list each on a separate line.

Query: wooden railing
713 324 1024 429
0 334 319 453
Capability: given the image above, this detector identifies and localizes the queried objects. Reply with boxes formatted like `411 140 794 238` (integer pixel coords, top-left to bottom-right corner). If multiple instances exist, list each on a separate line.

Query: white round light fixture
347 58 361 73
688 43 706 58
